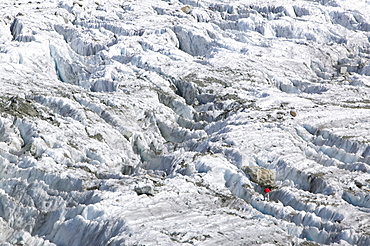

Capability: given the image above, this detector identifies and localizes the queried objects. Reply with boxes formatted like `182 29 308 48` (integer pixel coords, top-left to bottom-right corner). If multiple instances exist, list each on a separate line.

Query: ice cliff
1 0 370 245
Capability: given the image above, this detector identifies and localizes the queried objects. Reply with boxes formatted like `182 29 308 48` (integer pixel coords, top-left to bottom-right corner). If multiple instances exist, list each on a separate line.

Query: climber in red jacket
263 188 271 201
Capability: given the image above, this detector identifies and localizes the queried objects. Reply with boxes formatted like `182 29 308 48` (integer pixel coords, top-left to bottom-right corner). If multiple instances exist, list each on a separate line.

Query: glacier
1 0 370 245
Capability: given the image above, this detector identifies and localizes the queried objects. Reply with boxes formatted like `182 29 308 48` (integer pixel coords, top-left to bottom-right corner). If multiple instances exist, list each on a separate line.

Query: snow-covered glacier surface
1 0 370 245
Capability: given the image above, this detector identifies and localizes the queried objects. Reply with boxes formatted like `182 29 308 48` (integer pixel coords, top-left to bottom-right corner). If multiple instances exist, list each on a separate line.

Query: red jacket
264 188 270 193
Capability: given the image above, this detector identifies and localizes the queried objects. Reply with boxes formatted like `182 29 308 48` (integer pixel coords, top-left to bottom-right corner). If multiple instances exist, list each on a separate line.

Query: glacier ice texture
1 0 370 245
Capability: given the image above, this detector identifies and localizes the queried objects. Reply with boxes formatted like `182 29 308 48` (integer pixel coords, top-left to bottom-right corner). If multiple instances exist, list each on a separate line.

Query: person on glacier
263 187 271 201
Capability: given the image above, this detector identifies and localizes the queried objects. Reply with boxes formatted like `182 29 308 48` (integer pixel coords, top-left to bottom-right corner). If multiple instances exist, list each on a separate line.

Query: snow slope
1 0 370 245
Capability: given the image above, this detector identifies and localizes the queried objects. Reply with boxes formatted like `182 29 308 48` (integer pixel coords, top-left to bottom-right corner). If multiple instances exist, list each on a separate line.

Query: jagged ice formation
1 0 370 245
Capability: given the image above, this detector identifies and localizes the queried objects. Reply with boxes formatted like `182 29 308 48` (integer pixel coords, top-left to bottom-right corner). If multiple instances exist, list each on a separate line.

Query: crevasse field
1 0 370 245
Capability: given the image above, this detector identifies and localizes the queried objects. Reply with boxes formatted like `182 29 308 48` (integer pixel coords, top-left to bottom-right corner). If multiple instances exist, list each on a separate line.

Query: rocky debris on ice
243 166 277 188
181 6 193 14
134 184 155 196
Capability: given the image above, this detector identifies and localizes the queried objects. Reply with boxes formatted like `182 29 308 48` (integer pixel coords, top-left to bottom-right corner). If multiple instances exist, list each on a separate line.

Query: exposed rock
121 165 135 175
181 6 192 14
242 166 276 188
134 185 154 196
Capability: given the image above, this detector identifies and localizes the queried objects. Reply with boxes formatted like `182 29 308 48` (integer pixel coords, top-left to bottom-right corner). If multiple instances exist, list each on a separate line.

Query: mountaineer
263 187 271 201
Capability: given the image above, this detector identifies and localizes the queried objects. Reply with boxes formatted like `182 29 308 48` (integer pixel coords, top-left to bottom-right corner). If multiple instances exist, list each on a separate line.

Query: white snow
1 0 370 245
